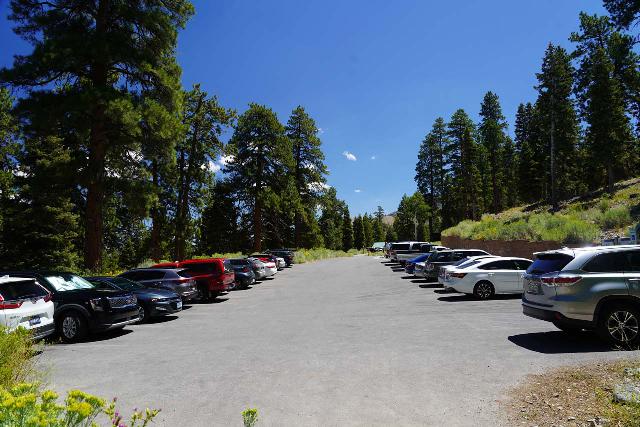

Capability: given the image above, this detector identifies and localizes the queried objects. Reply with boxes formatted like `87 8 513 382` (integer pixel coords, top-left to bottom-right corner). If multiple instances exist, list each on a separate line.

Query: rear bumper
31 322 55 340
522 303 594 328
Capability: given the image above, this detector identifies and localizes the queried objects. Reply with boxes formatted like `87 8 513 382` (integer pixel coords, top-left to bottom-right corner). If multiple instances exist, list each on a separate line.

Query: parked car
522 245 640 346
420 249 491 281
251 254 279 276
247 257 269 280
438 255 498 285
267 249 295 266
390 241 430 264
275 257 286 270
151 259 235 301
118 268 199 302
368 242 386 253
87 276 182 323
2 271 139 343
0 276 55 340
404 253 432 275
226 258 256 289
445 257 533 299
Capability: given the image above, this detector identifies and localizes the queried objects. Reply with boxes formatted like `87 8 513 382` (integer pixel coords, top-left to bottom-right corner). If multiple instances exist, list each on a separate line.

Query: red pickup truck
152 258 235 301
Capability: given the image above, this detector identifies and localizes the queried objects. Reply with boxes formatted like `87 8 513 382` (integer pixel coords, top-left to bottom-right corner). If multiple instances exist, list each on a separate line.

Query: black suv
3 271 140 343
267 249 295 266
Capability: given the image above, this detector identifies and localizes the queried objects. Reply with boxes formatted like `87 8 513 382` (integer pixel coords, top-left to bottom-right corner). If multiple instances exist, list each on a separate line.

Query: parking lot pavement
41 256 639 426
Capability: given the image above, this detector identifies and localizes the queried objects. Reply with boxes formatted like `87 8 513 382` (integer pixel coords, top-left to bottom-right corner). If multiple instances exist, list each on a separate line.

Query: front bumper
92 307 140 331
149 299 182 316
180 289 199 301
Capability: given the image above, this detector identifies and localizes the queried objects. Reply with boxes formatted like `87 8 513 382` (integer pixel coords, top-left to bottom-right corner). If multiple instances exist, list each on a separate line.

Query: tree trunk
84 0 110 271
175 148 186 260
150 160 161 262
607 163 615 194
253 195 263 252
293 128 303 248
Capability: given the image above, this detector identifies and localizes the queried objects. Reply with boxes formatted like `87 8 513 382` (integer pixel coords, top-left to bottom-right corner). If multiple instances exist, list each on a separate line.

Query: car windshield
46 274 95 292
108 278 145 291
526 254 573 275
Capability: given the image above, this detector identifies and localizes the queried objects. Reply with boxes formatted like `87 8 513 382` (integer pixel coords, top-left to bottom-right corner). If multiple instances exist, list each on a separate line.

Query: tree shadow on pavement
508 331 613 354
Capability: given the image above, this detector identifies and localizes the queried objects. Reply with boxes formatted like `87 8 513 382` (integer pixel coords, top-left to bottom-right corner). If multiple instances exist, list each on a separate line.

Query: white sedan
437 255 498 286
0 276 55 340
445 257 533 299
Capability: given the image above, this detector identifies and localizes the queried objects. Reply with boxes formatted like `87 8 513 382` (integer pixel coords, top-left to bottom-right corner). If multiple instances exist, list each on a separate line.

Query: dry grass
503 359 640 427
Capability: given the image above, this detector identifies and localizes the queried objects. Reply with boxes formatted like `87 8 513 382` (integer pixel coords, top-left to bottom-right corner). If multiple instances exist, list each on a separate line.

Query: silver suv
522 245 640 346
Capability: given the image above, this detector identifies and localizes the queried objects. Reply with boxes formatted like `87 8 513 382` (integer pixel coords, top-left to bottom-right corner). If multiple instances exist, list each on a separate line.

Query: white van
0 276 55 340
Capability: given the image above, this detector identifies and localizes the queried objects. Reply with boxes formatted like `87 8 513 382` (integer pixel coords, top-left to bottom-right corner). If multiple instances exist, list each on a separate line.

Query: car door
626 250 640 296
478 260 519 293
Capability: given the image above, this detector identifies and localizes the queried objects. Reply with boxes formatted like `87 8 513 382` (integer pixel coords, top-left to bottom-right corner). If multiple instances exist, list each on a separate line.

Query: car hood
56 288 130 298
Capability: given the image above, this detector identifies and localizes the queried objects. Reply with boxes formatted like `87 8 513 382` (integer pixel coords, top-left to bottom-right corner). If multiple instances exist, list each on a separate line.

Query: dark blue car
404 254 432 274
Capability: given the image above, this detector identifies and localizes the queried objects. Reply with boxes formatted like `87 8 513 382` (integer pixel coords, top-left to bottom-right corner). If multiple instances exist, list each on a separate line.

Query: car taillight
450 273 467 279
43 294 52 303
541 276 582 286
242 267 249 273
0 295 23 309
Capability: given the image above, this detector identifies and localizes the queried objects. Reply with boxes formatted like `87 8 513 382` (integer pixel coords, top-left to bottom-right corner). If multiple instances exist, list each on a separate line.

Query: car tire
473 281 495 300
57 311 88 343
596 304 640 346
553 321 583 334
138 305 147 323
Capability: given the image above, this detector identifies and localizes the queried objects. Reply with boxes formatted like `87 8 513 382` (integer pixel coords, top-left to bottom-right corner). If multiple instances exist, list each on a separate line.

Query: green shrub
294 248 358 263
0 383 158 427
0 327 39 389
242 408 258 427
598 206 631 229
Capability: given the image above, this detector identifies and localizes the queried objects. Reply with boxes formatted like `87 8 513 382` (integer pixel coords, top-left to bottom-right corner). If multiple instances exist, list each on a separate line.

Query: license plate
176 301 182 309
527 281 542 294
29 316 41 326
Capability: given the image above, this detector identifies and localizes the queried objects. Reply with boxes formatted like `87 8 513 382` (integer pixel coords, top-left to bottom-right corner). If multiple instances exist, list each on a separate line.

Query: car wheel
473 281 495 300
553 321 583 334
137 305 147 323
57 312 87 343
597 304 640 346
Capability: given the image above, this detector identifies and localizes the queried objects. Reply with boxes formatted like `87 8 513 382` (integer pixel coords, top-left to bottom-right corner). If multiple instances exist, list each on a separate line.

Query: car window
526 254 574 275
513 260 533 270
583 252 631 273
183 262 217 274
45 274 95 292
176 269 193 278
134 271 166 280
0 279 48 300
419 244 432 252
391 243 410 251
629 251 640 272
431 252 452 262
479 260 517 270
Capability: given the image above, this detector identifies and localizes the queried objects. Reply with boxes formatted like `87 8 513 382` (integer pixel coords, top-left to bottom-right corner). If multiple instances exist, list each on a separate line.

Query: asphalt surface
41 256 639 426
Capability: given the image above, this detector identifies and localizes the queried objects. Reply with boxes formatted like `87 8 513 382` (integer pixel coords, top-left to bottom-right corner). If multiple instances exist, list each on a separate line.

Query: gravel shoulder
40 256 639 426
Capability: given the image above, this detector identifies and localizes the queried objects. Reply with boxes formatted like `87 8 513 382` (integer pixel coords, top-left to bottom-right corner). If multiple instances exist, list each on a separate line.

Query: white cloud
317 127 325 134
354 189 362 193
202 160 221 173
370 155 376 160
342 151 357 161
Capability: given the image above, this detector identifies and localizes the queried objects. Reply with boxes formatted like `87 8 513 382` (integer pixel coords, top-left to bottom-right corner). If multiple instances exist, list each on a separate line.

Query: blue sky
0 0 606 215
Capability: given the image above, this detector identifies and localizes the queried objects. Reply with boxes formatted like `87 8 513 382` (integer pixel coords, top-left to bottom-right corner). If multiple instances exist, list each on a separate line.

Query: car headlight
89 298 105 311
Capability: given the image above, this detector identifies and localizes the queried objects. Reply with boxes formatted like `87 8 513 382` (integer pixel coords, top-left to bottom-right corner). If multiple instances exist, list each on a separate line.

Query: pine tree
514 103 543 203
0 0 194 270
318 188 344 250
447 109 482 221
341 207 353 251
502 136 518 207
0 88 19 259
174 85 234 259
535 44 580 208
415 117 447 236
362 214 374 248
198 180 241 254
604 0 640 30
479 91 509 213
571 13 637 193
226 104 293 252
285 106 328 248
393 192 430 241
353 216 365 250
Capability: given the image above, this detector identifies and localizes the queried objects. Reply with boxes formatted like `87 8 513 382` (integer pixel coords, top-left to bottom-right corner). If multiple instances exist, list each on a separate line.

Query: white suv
0 276 55 340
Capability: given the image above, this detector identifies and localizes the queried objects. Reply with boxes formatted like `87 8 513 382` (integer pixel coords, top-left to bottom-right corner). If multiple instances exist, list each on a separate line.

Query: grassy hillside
442 178 640 244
